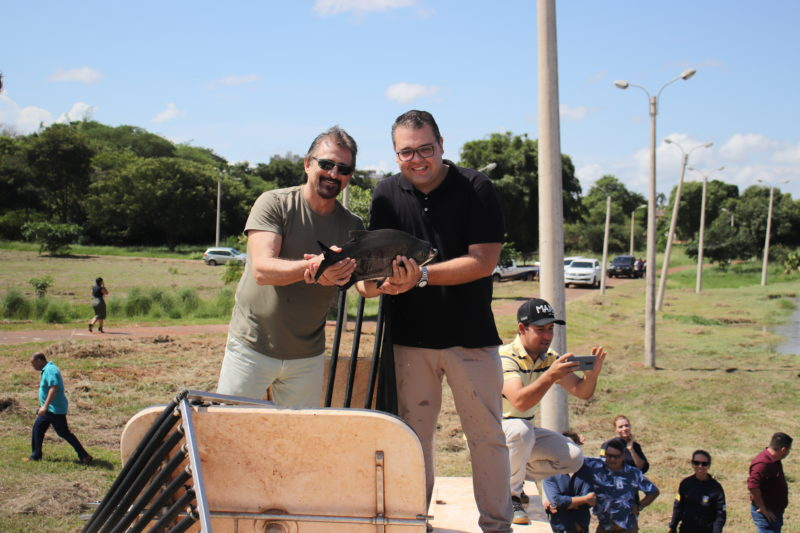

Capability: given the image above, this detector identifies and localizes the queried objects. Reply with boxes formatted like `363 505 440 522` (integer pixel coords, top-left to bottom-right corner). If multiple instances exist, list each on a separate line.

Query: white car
202 247 246 266
565 258 601 288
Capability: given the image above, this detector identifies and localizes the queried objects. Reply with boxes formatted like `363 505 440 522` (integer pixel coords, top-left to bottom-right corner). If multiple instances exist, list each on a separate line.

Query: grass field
0 249 798 532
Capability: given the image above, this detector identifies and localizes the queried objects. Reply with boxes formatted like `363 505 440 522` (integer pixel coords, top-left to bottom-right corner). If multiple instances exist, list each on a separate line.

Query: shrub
21 221 81 255
42 301 72 323
28 276 54 298
2 289 32 319
124 287 152 316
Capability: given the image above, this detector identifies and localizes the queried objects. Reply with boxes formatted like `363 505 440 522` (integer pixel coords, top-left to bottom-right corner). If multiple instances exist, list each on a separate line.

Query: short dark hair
95 277 103 285
32 352 47 364
692 449 711 463
305 126 358 168
391 110 441 146
606 437 627 454
770 432 793 450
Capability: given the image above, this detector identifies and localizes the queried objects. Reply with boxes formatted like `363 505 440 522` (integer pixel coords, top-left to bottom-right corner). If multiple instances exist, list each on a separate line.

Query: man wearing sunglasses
584 437 659 533
357 110 511 533
217 126 364 408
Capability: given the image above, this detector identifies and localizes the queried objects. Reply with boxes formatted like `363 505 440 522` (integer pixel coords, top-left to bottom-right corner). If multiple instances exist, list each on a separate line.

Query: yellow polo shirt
499 335 559 419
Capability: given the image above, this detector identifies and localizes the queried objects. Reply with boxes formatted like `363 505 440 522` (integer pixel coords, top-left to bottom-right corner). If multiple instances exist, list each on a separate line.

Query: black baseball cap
517 298 566 326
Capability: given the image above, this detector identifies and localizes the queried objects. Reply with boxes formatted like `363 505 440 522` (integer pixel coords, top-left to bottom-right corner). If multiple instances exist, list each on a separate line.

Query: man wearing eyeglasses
357 110 511 532
217 126 364 408
584 438 659 533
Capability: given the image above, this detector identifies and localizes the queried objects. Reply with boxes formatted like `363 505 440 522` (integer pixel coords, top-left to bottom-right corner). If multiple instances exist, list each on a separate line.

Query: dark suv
608 255 642 278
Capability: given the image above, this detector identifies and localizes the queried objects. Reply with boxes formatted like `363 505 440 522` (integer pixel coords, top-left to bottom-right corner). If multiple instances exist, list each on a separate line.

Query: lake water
774 298 800 355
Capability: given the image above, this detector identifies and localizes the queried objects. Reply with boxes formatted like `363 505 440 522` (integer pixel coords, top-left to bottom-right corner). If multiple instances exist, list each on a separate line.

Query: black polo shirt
369 161 504 349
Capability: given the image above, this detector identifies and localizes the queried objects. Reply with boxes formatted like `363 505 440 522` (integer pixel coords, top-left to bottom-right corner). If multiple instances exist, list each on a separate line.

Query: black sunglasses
691 460 710 467
605 452 623 459
312 157 354 176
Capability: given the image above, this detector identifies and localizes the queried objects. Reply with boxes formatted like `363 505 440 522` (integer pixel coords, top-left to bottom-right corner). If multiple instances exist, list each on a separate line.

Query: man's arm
38 385 57 416
636 486 660 514
502 357 579 413
748 487 776 522
567 492 596 510
249 230 355 287
556 346 607 400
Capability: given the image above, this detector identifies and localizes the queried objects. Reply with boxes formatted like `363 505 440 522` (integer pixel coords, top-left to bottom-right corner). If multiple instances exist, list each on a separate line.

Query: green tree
21 221 81 255
459 132 582 253
26 123 95 223
660 179 739 243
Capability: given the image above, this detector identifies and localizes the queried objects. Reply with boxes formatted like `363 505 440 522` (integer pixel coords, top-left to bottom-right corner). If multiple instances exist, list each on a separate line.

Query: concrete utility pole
657 140 712 310
689 166 724 293
595 186 612 295
537 0 568 432
215 172 222 247
614 69 696 368
630 205 646 256
758 179 790 286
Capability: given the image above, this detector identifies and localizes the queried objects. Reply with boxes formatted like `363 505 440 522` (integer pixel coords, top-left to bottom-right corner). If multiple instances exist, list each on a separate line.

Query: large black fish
315 229 437 289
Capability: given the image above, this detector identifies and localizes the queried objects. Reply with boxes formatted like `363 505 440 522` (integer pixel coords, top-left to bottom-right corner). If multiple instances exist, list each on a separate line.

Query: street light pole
615 69 697 368
215 171 222 247
595 185 612 294
630 204 646 255
758 179 790 286
657 140 712 310
688 166 724 293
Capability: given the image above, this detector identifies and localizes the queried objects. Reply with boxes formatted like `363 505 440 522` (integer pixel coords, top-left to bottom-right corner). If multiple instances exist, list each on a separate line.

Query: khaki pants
394 345 513 533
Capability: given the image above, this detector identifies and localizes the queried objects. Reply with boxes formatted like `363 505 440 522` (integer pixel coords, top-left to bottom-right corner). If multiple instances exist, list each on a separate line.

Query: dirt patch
45 340 133 359
0 396 24 415
7 480 99 516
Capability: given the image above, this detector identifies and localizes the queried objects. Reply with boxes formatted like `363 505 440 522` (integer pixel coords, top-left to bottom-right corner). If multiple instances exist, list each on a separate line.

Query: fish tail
314 241 341 281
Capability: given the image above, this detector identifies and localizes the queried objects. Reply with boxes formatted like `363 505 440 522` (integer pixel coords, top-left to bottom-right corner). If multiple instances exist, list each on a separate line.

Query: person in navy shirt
24 352 92 464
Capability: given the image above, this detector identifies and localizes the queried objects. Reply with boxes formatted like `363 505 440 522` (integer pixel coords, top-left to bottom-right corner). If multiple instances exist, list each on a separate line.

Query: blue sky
2 0 799 199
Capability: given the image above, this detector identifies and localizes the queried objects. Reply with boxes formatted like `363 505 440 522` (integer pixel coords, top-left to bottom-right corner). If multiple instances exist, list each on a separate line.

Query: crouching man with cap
500 298 606 525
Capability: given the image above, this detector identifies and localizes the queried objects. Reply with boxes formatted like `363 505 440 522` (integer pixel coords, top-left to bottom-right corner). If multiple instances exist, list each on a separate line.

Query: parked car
607 255 642 278
565 258 601 288
492 260 539 282
564 256 585 269
203 247 246 266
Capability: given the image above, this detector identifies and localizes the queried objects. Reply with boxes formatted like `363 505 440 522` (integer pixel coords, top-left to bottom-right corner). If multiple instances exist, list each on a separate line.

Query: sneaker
511 496 530 525
79 455 94 465
519 490 529 504
22 456 40 462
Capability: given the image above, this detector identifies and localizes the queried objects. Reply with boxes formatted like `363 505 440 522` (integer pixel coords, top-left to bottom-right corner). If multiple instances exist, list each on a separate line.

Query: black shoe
79 455 94 465
519 490 529 504
98 327 104 333
88 323 93 332
511 496 530 525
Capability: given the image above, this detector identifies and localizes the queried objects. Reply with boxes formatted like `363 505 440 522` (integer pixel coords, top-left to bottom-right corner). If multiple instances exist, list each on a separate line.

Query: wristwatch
416 266 429 288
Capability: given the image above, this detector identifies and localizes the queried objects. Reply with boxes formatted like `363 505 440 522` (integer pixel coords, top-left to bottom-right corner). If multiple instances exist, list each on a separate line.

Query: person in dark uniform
668 450 726 533
88 277 108 333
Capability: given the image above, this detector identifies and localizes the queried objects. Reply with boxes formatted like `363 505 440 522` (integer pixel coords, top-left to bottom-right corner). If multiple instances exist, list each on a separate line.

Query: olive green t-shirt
228 186 364 359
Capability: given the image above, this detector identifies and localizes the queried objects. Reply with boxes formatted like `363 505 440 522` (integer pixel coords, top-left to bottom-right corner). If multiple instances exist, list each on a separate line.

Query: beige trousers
394 345 513 533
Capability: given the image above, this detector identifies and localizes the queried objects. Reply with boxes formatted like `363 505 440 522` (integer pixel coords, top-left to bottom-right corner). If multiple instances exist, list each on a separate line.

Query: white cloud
48 66 103 84
385 82 440 104
719 133 780 161
0 93 52 133
559 104 593 121
56 102 95 123
772 142 800 165
313 0 415 16
152 103 182 123
209 74 262 89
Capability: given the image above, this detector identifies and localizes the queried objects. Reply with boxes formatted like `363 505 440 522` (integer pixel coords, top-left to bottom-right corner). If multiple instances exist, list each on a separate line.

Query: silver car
565 258 601 288
202 247 246 266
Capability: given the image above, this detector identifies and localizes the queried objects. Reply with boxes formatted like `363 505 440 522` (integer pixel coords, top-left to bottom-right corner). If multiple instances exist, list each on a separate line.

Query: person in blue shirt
23 352 92 464
542 432 597 533
585 437 659 532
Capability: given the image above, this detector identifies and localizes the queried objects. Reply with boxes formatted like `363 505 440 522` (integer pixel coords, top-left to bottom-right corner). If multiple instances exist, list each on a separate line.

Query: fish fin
349 229 370 239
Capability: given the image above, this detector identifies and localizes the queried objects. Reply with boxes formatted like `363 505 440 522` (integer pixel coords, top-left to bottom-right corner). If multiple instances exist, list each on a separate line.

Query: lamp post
630 204 647 255
215 171 222 247
688 166 724 293
656 140 713 310
721 207 734 228
595 185 612 294
757 179 790 286
478 162 497 173
614 69 696 368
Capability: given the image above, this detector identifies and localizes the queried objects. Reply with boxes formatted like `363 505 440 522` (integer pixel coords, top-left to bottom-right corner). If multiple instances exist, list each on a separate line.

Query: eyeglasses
691 460 710 467
396 144 436 162
605 452 623 459
312 157 354 176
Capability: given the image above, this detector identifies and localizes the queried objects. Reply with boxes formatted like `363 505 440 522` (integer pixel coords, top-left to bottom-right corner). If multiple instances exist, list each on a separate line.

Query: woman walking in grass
88 277 108 333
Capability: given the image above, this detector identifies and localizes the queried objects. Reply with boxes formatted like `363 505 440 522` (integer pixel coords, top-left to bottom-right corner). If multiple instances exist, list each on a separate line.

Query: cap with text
517 298 566 326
